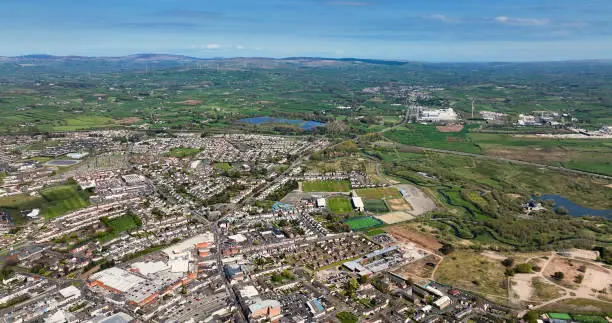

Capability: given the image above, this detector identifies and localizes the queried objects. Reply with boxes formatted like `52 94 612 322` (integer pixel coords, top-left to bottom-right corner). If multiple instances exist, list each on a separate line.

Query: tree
358 275 369 285
335 311 358 323
514 263 532 274
552 271 565 280
524 310 539 323
501 258 514 267
345 278 358 298
439 243 455 255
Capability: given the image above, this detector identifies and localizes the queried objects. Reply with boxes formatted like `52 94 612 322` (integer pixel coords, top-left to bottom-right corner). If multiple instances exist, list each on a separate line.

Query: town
2 127 610 323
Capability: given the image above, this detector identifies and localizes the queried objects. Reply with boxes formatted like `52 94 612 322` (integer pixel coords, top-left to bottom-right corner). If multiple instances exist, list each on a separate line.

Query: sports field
356 187 402 199
302 180 350 192
364 199 389 213
0 184 91 222
327 196 353 214
344 216 383 231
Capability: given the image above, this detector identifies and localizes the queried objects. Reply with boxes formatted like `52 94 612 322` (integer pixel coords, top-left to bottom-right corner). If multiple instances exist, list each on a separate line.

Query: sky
1 0 612 61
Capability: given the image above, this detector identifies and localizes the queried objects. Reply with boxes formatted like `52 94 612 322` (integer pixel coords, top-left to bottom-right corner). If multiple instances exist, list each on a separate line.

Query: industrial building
419 108 458 122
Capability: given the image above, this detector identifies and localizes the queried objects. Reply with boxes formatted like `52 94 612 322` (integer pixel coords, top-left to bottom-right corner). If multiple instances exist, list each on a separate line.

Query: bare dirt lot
115 117 142 124
375 211 414 224
396 184 436 216
542 257 584 289
177 99 203 106
436 124 464 132
385 225 443 252
387 198 412 211
394 254 441 279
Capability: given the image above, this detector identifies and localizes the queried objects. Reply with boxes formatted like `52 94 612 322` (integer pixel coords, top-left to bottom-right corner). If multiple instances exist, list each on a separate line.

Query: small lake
535 194 612 220
240 116 325 130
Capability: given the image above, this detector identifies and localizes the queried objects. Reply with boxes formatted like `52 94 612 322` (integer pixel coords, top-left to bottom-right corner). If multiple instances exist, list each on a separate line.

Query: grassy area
302 180 351 192
166 147 200 158
327 196 353 214
363 199 389 213
39 185 91 219
539 298 612 315
365 228 386 236
435 250 508 298
356 187 402 199
213 162 232 171
469 133 612 177
531 277 563 302
384 123 482 154
344 216 383 231
572 315 608 323
0 184 91 222
97 213 142 242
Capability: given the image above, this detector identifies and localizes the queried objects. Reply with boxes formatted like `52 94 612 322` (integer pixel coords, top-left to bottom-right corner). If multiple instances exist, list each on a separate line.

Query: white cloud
430 14 456 23
494 16 549 26
236 45 245 50
206 43 220 49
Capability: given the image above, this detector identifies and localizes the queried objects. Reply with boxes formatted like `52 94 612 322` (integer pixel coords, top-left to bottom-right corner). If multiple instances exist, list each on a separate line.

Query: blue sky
1 0 611 61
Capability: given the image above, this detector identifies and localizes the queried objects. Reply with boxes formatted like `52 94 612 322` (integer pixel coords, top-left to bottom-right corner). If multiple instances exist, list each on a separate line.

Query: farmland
384 124 482 154
302 180 351 192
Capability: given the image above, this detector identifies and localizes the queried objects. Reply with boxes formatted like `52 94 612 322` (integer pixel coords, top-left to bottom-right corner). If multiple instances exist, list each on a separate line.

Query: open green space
327 196 353 214
0 183 91 222
365 228 387 236
302 180 351 192
356 187 402 199
363 199 389 213
166 147 200 158
363 148 612 255
384 124 482 154
213 162 232 171
97 214 142 242
344 216 383 231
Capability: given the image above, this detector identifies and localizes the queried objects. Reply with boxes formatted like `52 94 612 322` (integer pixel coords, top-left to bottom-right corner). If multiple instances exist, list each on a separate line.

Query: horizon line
2 53 612 64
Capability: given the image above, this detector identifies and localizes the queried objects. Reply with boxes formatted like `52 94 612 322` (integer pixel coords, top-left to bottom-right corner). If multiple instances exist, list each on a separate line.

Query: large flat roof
91 267 145 293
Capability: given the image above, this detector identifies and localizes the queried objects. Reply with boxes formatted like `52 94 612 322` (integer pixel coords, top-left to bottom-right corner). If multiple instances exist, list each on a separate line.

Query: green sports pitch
344 216 383 231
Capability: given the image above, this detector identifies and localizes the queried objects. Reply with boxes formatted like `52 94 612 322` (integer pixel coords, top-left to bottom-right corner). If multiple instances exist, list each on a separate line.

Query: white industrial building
351 196 364 212
419 108 458 122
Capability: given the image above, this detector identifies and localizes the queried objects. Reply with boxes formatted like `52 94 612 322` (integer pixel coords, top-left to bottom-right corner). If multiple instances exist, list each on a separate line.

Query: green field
0 184 91 222
166 147 200 158
363 199 389 213
356 187 402 199
365 228 386 236
344 216 383 231
213 162 232 171
572 315 608 323
384 124 482 154
98 214 142 242
327 196 353 214
302 180 351 192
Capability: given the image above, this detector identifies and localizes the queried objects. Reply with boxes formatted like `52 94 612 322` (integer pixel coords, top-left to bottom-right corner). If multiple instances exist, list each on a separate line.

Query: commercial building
248 299 282 322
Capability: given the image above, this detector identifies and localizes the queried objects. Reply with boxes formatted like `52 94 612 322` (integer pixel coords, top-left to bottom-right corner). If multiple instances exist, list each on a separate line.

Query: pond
535 194 612 220
239 116 325 130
